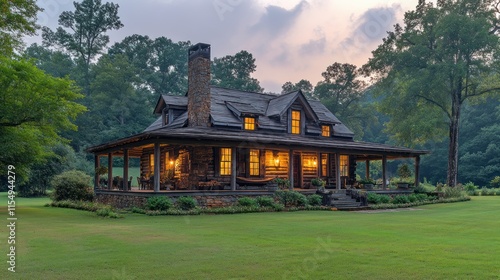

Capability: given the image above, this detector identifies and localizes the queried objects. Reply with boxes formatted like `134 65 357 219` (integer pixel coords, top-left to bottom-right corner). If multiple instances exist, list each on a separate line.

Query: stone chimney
187 43 211 127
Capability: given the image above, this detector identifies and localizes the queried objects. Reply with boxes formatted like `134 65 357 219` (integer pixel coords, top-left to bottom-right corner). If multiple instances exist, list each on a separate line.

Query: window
322 125 330 137
149 154 155 174
244 117 256 130
220 148 232 176
249 149 260 176
340 155 349 176
291 110 301 134
321 154 328 177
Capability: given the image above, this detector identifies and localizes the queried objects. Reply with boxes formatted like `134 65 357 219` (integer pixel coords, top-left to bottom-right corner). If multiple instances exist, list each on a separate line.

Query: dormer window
322 125 331 137
244 117 256 130
291 110 301 134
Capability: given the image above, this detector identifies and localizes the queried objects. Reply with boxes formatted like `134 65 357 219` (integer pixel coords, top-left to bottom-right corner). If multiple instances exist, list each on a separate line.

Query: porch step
329 192 362 210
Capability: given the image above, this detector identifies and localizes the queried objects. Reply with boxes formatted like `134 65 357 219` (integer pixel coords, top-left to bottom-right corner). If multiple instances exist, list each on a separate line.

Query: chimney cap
189 43 211 60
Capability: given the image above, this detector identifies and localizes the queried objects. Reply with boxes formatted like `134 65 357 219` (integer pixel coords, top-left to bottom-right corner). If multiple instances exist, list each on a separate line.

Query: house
87 43 428 208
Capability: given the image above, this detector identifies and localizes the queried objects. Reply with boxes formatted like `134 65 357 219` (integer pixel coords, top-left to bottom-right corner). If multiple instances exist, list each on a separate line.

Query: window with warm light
149 154 154 172
340 155 349 176
322 125 330 137
249 149 260 176
291 110 301 134
321 154 328 177
244 117 256 130
220 148 232 175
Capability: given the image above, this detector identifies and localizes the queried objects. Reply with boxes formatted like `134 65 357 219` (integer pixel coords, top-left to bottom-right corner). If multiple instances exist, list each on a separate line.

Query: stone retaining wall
95 191 315 209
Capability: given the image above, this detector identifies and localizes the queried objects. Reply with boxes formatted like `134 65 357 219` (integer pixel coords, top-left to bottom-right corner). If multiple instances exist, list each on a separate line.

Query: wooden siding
265 150 289 178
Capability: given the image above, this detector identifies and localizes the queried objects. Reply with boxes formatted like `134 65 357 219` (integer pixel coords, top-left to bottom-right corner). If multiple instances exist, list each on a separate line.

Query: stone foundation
95 190 316 209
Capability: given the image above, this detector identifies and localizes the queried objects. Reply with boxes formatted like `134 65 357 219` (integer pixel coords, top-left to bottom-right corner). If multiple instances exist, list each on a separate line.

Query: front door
293 154 301 188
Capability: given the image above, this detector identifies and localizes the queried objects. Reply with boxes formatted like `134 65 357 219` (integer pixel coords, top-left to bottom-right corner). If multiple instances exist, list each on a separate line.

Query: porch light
169 160 174 166
273 151 280 167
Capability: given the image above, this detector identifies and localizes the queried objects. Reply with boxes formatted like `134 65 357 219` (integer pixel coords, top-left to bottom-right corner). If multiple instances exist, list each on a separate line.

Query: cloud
340 5 402 55
249 1 309 39
299 36 326 56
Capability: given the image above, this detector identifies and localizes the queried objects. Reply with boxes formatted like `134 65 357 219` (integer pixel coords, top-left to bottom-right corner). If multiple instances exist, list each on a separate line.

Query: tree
109 35 190 96
0 0 41 54
363 0 500 186
23 43 77 79
281 79 313 97
314 62 370 138
0 56 86 177
212 50 264 92
42 0 123 94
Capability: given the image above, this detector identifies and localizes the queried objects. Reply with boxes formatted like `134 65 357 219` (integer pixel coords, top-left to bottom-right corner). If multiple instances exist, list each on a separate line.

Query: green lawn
1 194 499 279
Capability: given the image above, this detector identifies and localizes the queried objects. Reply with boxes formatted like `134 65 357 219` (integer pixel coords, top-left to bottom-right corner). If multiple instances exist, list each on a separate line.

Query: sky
32 0 419 93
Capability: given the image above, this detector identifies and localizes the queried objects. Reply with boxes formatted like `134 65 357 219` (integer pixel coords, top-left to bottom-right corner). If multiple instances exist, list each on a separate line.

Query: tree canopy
42 0 123 94
363 0 500 186
0 0 41 54
212 50 264 92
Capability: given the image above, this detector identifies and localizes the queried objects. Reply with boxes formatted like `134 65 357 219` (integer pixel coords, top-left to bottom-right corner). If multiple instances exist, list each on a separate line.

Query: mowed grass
1 193 499 280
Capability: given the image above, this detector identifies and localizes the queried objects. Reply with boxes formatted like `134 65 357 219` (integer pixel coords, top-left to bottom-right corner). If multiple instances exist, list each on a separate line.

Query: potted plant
311 178 326 192
160 169 175 190
272 177 291 190
358 177 375 189
396 163 413 188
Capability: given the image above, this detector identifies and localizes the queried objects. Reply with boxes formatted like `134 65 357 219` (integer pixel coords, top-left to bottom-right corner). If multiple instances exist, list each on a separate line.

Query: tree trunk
447 96 461 187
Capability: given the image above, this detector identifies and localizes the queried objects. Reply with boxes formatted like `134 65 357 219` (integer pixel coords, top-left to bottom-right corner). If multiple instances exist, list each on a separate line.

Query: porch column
382 156 387 189
94 155 100 190
288 150 294 190
154 143 160 192
415 155 421 187
123 149 129 191
335 153 341 190
231 147 237 191
107 153 113 190
365 160 370 180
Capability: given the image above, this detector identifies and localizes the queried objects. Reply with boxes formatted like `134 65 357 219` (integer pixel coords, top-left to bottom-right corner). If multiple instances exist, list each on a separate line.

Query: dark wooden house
87 43 428 206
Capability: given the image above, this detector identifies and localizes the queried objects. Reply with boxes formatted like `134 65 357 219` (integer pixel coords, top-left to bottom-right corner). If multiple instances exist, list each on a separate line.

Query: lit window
149 154 154 174
220 148 232 176
249 149 260 176
321 154 328 177
244 117 256 130
291 110 301 134
340 155 349 177
322 125 330 137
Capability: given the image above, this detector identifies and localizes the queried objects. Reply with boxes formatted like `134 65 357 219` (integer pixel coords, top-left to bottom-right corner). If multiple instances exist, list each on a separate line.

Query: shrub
176 196 197 210
146 196 172 211
255 196 275 207
274 190 307 207
463 182 478 195
443 185 464 198
489 176 500 189
307 194 322 206
367 193 380 204
50 170 94 202
414 193 429 202
481 188 490 196
392 195 410 204
237 197 257 207
496 189 500 196
379 195 391 203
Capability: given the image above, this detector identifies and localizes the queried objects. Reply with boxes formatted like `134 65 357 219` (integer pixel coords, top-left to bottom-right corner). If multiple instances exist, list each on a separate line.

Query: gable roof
266 90 319 122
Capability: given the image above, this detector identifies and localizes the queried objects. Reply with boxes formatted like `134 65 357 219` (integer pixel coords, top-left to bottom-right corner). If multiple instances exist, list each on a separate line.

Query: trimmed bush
146 196 172 211
50 170 94 202
367 193 391 204
255 196 275 207
274 190 307 207
176 196 197 210
307 194 322 206
237 197 257 207
392 195 410 204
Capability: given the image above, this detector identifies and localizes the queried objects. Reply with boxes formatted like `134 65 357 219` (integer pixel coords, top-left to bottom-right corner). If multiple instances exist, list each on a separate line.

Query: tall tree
0 57 86 177
364 0 500 186
212 50 264 92
314 62 369 138
108 35 190 96
281 79 313 97
0 0 41 54
23 43 76 78
42 0 123 94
